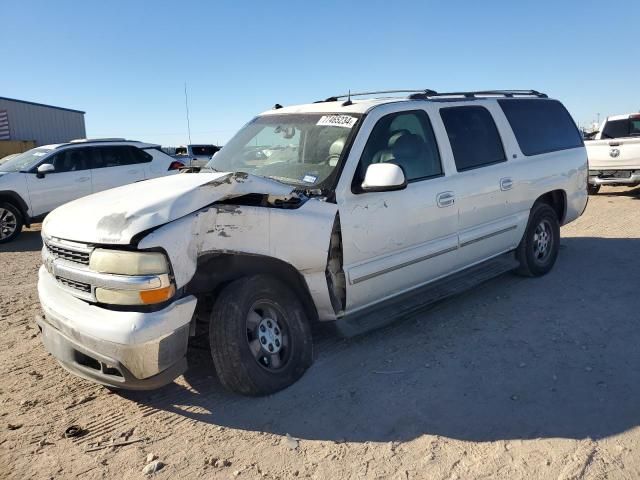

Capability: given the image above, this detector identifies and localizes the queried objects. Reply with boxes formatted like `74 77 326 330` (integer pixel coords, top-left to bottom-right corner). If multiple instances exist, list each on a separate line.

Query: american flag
0 110 9 140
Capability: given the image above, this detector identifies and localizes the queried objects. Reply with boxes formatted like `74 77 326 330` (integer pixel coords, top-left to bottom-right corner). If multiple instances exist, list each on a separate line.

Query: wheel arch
533 189 567 224
0 190 30 226
185 252 320 324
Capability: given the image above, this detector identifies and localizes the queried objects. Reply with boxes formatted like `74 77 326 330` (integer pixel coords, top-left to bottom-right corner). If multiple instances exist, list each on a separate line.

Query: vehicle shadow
598 185 640 198
123 236 640 443
0 228 42 253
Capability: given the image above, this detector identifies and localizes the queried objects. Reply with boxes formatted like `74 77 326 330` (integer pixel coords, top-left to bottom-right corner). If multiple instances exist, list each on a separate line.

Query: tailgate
586 138 640 170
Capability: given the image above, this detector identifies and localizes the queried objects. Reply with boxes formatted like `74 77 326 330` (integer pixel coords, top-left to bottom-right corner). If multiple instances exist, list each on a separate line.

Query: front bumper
37 266 197 390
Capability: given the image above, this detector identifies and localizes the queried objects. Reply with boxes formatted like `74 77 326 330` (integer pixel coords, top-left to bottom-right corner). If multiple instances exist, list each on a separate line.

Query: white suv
0 139 182 243
36 90 588 395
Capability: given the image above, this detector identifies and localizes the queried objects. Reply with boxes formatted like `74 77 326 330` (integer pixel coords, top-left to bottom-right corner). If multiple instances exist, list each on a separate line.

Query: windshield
204 113 361 187
0 148 53 173
191 145 219 157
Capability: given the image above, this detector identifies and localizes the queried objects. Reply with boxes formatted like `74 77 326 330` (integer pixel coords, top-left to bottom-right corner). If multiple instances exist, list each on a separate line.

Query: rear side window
93 146 151 168
498 99 583 155
440 106 506 171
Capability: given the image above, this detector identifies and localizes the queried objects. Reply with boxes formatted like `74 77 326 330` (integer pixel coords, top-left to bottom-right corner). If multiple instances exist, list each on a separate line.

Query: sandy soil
1 186 639 480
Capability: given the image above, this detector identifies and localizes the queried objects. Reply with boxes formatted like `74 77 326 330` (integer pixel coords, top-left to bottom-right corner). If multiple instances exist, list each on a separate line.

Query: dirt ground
1 186 639 480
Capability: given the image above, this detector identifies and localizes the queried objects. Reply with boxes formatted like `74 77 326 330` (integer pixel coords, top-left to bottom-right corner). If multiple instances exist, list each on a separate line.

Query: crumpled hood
43 172 294 245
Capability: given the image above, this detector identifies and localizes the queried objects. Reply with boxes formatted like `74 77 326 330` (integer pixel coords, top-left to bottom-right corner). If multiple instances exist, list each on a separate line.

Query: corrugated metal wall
0 98 86 146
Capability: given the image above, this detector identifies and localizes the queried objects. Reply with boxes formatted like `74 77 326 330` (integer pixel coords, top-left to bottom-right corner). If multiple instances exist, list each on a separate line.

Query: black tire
0 202 23 244
209 275 313 396
514 202 560 277
587 184 600 195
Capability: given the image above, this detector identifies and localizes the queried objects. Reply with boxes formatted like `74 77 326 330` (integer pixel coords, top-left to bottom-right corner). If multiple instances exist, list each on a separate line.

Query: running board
335 252 519 337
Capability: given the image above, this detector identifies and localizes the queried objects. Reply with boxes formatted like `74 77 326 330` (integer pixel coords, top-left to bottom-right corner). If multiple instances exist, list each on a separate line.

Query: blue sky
2 0 638 146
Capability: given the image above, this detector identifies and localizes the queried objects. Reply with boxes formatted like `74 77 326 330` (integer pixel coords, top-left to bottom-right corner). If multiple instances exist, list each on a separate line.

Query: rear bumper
37 266 197 390
589 170 640 185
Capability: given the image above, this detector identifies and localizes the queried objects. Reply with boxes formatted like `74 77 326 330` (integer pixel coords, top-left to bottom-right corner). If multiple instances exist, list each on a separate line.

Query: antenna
184 82 192 145
342 89 353 107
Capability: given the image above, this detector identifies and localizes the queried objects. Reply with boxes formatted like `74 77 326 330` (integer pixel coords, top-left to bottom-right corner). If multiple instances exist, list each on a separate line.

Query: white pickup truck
585 113 640 194
36 90 588 396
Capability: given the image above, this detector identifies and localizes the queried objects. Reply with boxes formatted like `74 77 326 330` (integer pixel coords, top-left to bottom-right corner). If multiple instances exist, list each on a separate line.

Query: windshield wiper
262 175 307 186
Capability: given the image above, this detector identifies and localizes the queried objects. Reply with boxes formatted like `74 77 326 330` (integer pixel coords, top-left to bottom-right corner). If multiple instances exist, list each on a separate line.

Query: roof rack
68 138 135 143
318 89 438 103
316 89 547 104
408 90 548 100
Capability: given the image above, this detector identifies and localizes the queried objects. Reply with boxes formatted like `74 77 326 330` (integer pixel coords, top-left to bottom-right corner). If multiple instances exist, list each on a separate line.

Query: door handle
436 191 455 208
76 177 90 183
500 177 513 191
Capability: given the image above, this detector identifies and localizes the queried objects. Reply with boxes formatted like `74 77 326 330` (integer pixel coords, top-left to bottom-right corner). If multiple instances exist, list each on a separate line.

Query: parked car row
33 89 589 396
0 139 181 242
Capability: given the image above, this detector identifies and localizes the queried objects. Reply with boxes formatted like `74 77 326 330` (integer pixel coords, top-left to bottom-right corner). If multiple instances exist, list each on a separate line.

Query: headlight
89 249 174 305
89 249 169 275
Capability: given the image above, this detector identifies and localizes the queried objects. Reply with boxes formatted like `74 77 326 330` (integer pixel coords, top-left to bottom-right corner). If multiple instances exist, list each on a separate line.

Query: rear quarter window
498 99 583 156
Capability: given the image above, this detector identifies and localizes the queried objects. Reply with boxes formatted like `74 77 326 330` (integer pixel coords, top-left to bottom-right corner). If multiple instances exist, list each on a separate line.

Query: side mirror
361 163 407 192
36 163 55 178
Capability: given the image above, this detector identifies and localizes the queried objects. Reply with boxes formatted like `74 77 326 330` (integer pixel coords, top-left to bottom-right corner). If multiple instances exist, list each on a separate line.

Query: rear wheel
0 203 23 244
514 203 560 277
587 184 600 195
209 275 313 396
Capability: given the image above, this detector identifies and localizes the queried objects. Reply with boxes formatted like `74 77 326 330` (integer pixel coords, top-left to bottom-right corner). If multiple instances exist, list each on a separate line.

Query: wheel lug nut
274 328 279 335
260 325 266 332
260 337 266 344
275 339 280 347
267 320 272 328
268 344 274 352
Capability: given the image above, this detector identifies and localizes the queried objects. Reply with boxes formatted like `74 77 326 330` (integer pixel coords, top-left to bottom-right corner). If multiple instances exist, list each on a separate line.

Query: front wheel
514 203 560 277
209 275 313 396
0 203 23 244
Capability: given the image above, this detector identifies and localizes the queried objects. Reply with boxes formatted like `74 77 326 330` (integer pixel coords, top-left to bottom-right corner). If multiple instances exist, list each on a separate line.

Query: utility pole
184 82 192 145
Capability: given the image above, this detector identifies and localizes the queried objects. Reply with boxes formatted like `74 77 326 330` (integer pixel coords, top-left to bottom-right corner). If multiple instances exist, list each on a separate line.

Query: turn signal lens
95 284 175 306
139 285 175 304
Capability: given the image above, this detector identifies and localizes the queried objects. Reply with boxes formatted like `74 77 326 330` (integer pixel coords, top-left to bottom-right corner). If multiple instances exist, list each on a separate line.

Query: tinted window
440 106 506 171
191 145 219 156
600 119 640 139
93 146 150 168
133 148 153 163
356 110 442 185
499 99 583 155
50 149 90 173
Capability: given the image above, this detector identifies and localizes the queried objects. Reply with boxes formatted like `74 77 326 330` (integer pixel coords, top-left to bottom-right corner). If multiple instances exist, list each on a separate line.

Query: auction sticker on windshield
316 115 358 128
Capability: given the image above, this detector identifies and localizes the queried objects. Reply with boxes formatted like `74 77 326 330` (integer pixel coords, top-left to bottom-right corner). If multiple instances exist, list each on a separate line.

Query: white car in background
0 138 183 243
173 144 220 168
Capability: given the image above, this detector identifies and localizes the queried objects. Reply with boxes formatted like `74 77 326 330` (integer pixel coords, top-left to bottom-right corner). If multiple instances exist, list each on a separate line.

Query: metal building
0 97 86 146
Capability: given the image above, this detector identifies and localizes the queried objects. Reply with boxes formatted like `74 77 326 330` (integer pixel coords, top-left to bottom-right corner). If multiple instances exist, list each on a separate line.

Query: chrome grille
57 277 91 293
45 242 90 265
